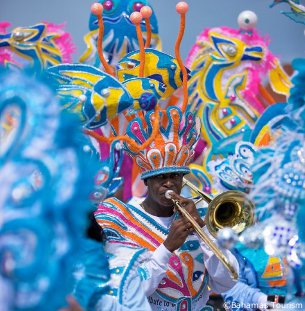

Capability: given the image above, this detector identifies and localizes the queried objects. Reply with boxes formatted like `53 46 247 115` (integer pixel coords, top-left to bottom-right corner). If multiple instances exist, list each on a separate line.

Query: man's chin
160 198 174 207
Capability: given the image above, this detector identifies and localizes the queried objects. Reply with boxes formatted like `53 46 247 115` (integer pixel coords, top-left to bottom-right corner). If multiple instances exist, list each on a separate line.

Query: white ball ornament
217 227 238 249
237 10 258 30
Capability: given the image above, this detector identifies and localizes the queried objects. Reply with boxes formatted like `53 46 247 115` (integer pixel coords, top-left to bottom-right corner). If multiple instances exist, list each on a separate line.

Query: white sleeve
95 277 152 311
137 243 172 296
197 228 239 293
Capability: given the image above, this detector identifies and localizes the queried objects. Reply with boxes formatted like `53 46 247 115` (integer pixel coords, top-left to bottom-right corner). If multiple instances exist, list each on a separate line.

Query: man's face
145 172 184 207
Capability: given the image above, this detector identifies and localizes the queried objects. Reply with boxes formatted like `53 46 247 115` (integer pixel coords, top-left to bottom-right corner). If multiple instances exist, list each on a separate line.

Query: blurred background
1 0 304 63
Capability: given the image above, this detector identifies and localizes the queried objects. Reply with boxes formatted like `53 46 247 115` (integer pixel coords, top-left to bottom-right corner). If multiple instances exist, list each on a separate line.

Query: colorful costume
95 106 239 311
0 68 150 311
72 139 152 311
0 22 74 71
208 142 287 310
245 58 305 305
80 0 161 68
47 4 239 309
78 0 162 200
180 18 295 308
0 69 101 310
185 12 291 195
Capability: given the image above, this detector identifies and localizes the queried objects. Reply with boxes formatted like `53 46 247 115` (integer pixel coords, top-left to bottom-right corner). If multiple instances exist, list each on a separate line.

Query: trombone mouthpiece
165 190 174 199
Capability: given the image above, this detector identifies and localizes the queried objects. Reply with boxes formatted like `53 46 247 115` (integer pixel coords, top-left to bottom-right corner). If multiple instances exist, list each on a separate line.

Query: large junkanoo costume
95 106 239 310
43 2 239 309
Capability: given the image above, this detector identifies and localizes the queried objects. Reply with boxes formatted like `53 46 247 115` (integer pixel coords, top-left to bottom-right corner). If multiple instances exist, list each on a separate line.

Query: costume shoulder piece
95 197 165 249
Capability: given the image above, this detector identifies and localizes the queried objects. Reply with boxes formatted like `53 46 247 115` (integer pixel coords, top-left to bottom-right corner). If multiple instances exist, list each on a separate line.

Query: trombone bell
183 178 254 238
206 190 254 238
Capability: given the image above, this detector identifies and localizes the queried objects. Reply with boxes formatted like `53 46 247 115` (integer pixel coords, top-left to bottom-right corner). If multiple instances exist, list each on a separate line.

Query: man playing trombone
95 106 239 310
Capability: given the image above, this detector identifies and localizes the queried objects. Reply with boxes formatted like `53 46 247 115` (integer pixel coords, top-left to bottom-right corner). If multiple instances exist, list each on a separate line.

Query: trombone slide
166 190 239 280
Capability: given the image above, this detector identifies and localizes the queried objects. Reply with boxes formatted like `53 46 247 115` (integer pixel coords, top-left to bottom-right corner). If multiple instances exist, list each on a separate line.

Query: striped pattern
95 198 209 305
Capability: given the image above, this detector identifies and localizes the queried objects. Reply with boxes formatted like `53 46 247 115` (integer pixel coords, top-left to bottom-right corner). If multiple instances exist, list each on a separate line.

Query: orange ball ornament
130 11 143 24
140 6 152 19
176 2 189 14
91 3 103 16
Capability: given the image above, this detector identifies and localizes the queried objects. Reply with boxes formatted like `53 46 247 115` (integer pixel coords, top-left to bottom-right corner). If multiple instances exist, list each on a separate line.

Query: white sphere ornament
237 10 257 31
217 227 238 249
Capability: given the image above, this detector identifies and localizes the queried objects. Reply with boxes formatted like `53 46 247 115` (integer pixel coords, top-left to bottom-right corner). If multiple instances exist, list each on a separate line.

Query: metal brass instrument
182 178 254 238
165 178 255 280
165 189 239 280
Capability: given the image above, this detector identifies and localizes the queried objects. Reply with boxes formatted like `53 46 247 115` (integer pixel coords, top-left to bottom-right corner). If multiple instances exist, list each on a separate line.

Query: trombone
165 178 255 280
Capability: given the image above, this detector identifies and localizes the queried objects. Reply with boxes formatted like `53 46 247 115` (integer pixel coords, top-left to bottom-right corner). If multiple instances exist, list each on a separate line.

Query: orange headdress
124 106 200 179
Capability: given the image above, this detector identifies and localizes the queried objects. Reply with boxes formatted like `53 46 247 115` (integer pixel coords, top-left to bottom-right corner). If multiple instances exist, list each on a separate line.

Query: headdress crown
124 106 200 179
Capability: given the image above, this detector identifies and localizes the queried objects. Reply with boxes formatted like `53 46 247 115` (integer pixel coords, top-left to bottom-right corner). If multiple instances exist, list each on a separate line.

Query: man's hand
163 218 193 252
169 192 205 227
